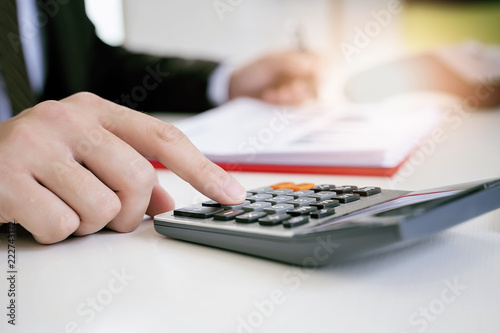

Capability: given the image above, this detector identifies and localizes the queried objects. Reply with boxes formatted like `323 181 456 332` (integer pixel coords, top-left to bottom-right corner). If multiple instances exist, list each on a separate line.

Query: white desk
2 107 500 333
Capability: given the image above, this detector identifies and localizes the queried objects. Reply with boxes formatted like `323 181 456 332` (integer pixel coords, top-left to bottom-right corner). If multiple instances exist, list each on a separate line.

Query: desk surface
2 107 500 333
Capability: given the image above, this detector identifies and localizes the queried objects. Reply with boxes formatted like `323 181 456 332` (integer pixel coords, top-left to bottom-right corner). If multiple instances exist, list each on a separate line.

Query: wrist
207 63 234 106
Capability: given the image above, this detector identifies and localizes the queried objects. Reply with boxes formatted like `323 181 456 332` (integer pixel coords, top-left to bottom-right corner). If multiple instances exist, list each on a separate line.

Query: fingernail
223 176 247 202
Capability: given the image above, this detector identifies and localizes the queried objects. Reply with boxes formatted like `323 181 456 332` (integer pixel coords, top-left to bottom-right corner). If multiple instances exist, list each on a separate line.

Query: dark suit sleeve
41 0 219 112
88 42 219 112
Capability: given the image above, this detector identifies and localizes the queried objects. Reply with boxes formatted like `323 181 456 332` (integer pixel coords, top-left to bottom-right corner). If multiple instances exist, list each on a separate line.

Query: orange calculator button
290 183 316 191
270 182 296 190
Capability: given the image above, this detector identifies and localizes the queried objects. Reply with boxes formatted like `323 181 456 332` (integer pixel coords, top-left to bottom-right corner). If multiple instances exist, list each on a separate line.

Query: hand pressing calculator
154 178 500 266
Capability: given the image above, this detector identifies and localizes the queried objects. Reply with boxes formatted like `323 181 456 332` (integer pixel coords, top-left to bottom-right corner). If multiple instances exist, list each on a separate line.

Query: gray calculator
154 178 500 266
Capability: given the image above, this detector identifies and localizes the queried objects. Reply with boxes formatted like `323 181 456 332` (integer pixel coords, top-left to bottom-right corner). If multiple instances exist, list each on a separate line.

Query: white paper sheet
174 98 442 168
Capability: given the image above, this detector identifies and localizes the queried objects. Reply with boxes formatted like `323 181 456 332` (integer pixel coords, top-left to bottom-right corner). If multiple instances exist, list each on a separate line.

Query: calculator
154 178 500 266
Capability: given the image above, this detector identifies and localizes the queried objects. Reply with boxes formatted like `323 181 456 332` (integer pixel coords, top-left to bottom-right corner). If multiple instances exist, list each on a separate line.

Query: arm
40 1 321 112
41 0 218 112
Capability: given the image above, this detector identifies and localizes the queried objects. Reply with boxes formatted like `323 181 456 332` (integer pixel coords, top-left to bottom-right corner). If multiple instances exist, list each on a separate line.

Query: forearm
85 41 220 112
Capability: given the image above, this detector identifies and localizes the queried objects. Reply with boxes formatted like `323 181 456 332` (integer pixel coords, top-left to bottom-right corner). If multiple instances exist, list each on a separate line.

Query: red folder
149 159 405 177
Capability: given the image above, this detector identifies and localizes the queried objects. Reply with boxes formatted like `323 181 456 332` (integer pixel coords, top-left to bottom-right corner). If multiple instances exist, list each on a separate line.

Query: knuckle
67 92 106 111
93 192 122 223
196 158 215 178
57 212 80 239
37 212 80 244
71 91 100 103
150 121 186 148
110 221 139 234
126 157 156 190
32 100 69 121
3 120 36 146
197 162 224 195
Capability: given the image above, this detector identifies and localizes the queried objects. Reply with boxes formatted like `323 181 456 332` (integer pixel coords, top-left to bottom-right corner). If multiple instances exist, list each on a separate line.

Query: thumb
146 181 175 217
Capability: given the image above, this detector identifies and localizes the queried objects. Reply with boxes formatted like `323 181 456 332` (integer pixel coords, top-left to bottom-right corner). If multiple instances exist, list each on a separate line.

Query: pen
294 23 307 52
294 23 318 99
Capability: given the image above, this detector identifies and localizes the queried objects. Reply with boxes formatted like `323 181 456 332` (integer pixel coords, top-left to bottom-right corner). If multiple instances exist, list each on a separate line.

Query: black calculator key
265 195 294 205
308 191 337 201
310 199 340 209
247 194 273 203
242 202 272 212
311 184 336 192
221 200 250 210
202 200 221 207
213 209 245 221
235 212 267 223
288 197 317 207
310 208 336 219
264 204 294 215
353 187 382 196
287 206 318 216
332 193 360 203
247 187 273 194
174 206 224 218
268 189 294 196
258 214 291 226
334 186 358 194
290 190 315 198
283 216 310 228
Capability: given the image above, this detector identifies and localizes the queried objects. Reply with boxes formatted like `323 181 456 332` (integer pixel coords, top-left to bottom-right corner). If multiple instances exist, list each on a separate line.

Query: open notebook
152 98 442 176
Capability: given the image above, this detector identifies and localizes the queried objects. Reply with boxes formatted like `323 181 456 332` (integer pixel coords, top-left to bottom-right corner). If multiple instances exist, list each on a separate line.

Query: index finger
93 96 246 205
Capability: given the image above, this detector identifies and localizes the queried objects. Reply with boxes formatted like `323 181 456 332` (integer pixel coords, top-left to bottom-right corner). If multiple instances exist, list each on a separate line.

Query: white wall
83 0 404 66
122 0 336 65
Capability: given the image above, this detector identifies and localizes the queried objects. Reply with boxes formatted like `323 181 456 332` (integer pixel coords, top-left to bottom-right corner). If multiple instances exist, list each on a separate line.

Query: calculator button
287 206 318 216
201 200 221 207
242 202 272 212
332 193 360 203
290 183 315 191
311 184 336 192
290 190 315 198
213 209 245 221
283 216 310 228
268 189 294 196
258 214 291 226
334 186 358 194
270 182 296 189
247 187 273 194
235 212 267 223
263 204 295 215
353 187 382 196
309 199 340 209
221 200 250 210
265 195 294 205
247 194 273 203
288 197 317 207
308 191 337 201
310 208 336 219
174 206 224 218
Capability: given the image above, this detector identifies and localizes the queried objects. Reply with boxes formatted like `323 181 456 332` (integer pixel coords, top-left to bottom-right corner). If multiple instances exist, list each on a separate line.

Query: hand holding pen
228 24 321 105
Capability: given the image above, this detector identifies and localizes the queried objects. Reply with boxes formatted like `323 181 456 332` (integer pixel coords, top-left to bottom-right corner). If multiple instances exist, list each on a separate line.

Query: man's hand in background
229 51 322 105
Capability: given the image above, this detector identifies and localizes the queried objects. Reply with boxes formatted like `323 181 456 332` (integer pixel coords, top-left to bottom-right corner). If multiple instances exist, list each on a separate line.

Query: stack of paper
170 98 442 176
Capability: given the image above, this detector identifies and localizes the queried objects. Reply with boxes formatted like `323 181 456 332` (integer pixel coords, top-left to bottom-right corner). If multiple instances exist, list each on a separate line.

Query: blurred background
84 0 500 62
83 0 500 106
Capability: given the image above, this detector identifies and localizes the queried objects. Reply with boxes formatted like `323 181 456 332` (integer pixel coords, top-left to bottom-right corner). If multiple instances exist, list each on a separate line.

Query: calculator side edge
153 221 401 266
399 181 500 240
